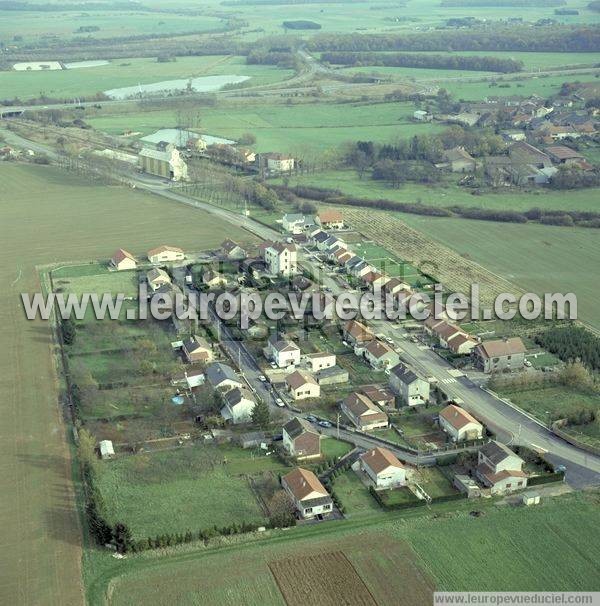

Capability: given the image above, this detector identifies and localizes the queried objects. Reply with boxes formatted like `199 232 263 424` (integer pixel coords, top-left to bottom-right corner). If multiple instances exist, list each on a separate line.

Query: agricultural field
95 444 282 539
280 169 600 213
391 212 600 331
1 56 294 101
85 492 600 604
0 161 256 605
87 100 446 153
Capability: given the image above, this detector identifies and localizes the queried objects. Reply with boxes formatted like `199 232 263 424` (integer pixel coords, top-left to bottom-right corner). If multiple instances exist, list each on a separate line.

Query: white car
258 375 267 382
275 398 285 407
385 337 394 345
524 360 532 368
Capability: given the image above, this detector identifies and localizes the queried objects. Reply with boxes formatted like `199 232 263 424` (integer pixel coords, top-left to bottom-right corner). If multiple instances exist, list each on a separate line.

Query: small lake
104 75 250 100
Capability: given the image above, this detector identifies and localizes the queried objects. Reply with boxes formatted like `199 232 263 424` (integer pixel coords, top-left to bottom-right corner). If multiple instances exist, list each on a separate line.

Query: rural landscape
1 0 600 605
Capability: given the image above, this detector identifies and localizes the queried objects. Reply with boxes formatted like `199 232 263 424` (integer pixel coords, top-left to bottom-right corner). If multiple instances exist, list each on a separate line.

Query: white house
110 248 137 271
147 245 185 264
220 387 256 424
263 152 295 173
438 404 484 442
359 447 406 489
146 267 171 292
263 242 297 276
364 339 399 370
282 213 306 234
281 467 333 519
205 362 243 391
476 441 528 495
203 269 227 289
305 352 336 373
221 239 246 260
285 370 320 400
266 334 301 368
389 364 430 406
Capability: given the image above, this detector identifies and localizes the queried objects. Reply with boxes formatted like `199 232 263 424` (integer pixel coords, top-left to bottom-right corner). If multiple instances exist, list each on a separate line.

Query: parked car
258 375 267 382
410 336 418 343
524 359 532 368
275 398 285 407
385 337 394 345
306 415 318 423
318 420 332 428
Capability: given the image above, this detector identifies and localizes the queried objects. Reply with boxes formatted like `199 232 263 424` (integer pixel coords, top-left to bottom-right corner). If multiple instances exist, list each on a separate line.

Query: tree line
536 326 600 371
321 51 523 73
307 25 600 53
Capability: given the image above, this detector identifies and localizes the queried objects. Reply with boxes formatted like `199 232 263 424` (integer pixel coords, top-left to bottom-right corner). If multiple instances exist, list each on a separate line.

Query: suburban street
3 126 600 488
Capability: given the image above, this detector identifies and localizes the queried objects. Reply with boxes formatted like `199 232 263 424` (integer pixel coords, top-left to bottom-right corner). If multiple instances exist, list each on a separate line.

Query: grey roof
283 213 305 222
300 495 332 507
345 256 362 269
140 128 235 147
222 386 254 407
283 416 317 439
205 362 240 387
390 363 419 385
316 365 348 379
480 441 519 465
139 147 172 162
268 333 299 352
313 231 330 243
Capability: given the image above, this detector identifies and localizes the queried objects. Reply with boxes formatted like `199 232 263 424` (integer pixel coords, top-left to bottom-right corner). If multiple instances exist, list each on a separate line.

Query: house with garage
182 335 213 364
286 370 320 401
364 339 399 370
305 352 336 373
221 239 246 260
205 362 243 392
147 245 185 264
281 467 333 519
316 209 344 230
146 267 171 292
476 441 528 495
439 404 484 442
341 392 388 431
359 447 406 489
266 334 301 368
473 337 526 373
220 386 256 424
389 363 430 407
282 417 321 460
342 320 374 348
110 248 137 271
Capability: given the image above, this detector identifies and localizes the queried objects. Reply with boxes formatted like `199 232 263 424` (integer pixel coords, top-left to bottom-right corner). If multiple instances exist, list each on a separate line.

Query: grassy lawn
96 445 270 539
56 270 139 297
280 169 600 214
333 471 382 516
416 467 459 499
321 437 354 460
379 486 423 507
526 352 561 369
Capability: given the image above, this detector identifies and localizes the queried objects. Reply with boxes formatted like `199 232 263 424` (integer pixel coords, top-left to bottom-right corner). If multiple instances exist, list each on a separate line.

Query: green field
391 213 600 331
0 161 256 605
281 169 600 213
88 100 446 153
85 491 600 604
95 445 281 538
2 55 294 101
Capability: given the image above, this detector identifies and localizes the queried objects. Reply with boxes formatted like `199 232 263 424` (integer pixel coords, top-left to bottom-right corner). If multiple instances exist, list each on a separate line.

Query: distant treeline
555 8 579 14
283 20 321 30
275 184 600 228
246 49 297 67
308 26 600 53
441 0 565 5
321 51 523 73
0 0 139 9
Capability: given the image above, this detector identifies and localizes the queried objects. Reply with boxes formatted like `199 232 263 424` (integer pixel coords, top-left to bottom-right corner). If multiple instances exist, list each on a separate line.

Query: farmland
85 491 600 604
0 162 255 605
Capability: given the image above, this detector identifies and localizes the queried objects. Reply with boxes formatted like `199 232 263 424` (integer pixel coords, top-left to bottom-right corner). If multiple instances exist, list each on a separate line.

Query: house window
323 504 331 510
506 483 512 488
304 507 312 514
517 481 523 486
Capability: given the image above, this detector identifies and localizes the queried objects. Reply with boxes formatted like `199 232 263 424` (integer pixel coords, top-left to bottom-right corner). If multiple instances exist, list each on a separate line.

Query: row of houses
282 209 345 235
110 245 186 271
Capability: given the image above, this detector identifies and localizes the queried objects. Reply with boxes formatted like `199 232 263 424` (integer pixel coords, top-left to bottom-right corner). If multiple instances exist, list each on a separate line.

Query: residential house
262 152 295 173
139 144 188 181
316 209 344 230
364 339 399 370
310 229 330 248
146 267 171 292
431 321 466 349
342 320 374 347
439 404 484 442
439 147 477 172
182 335 213 364
341 392 388 431
448 333 478 355
110 248 137 271
220 386 256 424
203 269 227 289
305 352 336 373
382 278 410 296
266 334 301 368
389 363 430 406
359 447 406 489
360 385 395 409
350 260 375 279
205 362 243 391
291 274 318 293
334 249 353 265
281 467 332 519
147 245 185 264
500 130 526 142
286 370 320 400
476 441 528 495
221 239 246 260
473 337 526 373
282 213 306 234
423 317 445 336
282 417 321 460
263 242 297 276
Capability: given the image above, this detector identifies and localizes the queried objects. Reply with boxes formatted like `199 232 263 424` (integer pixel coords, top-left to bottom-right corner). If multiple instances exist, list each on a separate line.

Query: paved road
4 127 600 488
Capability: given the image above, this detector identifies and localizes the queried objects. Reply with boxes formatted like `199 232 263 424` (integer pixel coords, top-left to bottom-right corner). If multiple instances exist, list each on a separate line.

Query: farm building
522 492 541 506
438 147 477 173
282 417 321 460
109 248 137 271
147 245 185 264
359 447 406 489
439 404 484 442
281 467 333 519
341 392 388 431
261 152 295 173
138 143 188 181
